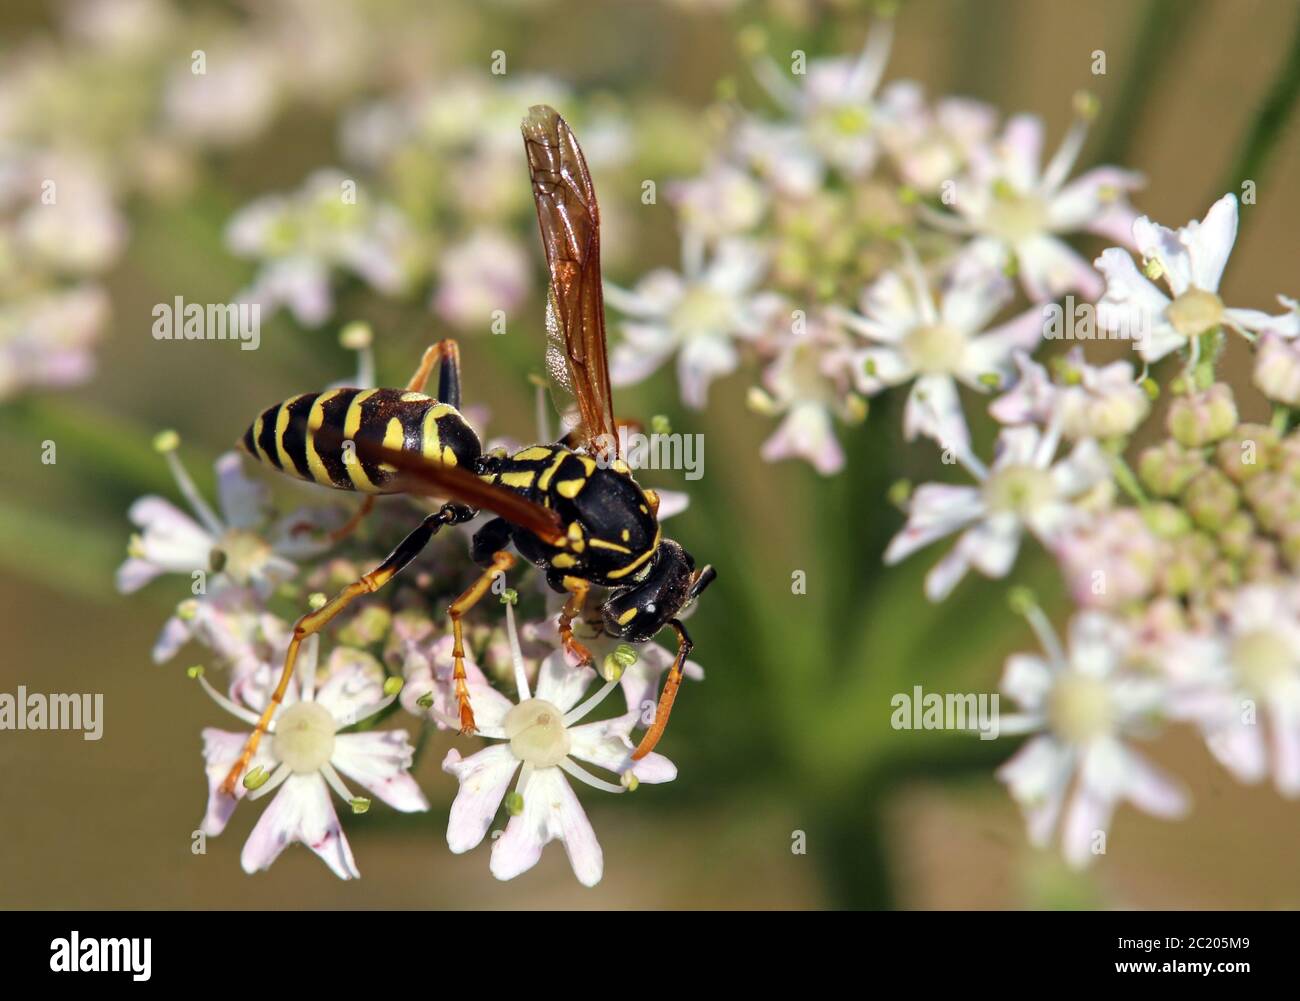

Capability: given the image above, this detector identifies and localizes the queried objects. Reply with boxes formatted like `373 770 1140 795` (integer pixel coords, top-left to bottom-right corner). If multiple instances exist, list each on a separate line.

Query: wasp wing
312 420 565 546
522 104 619 459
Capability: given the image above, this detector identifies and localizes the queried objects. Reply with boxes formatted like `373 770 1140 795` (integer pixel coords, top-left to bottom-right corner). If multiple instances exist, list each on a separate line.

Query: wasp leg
219 505 461 796
448 550 515 733
557 575 594 667
328 494 376 544
406 339 462 407
630 619 693 761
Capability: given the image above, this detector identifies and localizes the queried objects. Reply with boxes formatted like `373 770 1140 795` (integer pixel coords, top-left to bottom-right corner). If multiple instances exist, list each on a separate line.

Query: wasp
219 105 715 796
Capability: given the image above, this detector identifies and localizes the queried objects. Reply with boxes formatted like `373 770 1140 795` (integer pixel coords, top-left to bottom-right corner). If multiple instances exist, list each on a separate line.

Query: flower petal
490 767 603 886
441 744 519 854
241 772 359 879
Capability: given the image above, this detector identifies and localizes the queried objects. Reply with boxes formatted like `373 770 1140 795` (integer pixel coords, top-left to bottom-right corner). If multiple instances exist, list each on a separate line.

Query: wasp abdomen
240 387 482 494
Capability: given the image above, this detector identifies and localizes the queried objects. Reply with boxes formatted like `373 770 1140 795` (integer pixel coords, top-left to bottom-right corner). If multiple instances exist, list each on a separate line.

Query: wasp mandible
219 105 715 797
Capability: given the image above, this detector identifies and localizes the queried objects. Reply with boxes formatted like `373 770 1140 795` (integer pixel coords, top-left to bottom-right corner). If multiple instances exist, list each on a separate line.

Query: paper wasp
219 105 715 796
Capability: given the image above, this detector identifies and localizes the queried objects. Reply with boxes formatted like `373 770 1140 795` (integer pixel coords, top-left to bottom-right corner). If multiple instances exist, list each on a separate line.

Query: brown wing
522 105 619 459
312 420 565 546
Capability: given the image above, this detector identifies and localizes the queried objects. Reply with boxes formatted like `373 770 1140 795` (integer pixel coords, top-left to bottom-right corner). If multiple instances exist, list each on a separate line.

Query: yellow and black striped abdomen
239 387 482 494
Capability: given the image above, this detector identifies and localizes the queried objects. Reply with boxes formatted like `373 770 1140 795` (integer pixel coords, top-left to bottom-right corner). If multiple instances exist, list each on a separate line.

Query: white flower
926 105 1142 301
164 45 279 147
116 446 336 598
837 251 1042 450
996 610 1188 869
1165 584 1300 796
877 80 997 194
441 606 675 886
990 347 1149 439
607 236 768 409
198 636 428 879
432 228 530 331
1253 326 1300 406
884 422 1109 600
0 285 108 400
1095 194 1300 362
669 162 767 240
746 19 895 181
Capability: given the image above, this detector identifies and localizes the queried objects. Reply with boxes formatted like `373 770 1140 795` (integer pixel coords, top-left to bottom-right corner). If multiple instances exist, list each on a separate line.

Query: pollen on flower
902 322 966 375
983 465 1055 517
1165 288 1226 339
1231 628 1296 696
1047 673 1114 744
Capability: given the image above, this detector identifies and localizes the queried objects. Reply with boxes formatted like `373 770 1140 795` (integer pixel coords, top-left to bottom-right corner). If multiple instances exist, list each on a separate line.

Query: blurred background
2 0 1300 909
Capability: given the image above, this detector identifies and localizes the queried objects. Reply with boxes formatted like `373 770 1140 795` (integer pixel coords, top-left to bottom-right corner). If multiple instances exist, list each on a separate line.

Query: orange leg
557 575 594 667
631 619 692 761
328 494 375 544
219 507 456 796
448 550 515 733
407 338 461 397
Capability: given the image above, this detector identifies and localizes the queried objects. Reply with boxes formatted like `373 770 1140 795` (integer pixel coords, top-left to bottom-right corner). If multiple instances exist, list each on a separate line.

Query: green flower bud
1242 538 1281 582
242 765 269 791
504 791 525 816
1167 383 1238 448
339 604 392 647
1215 423 1279 483
1159 532 1216 596
1184 468 1240 532
1217 510 1256 560
1138 440 1205 498
1142 501 1192 539
349 797 371 815
1243 474 1300 534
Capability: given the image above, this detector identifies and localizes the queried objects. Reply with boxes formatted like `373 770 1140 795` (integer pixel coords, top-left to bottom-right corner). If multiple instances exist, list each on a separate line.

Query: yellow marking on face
567 521 585 553
588 538 632 554
556 478 586 499
617 607 638 626
343 389 379 491
429 403 457 420
401 391 430 402
606 525 662 580
305 389 342 485
537 452 568 491
552 552 577 569
441 445 458 467
514 445 555 462
621 529 630 542
500 470 536 489
274 396 306 478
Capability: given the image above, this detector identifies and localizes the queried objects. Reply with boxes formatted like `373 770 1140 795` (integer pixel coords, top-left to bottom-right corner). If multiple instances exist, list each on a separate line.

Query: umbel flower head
197 636 427 880
442 605 676 887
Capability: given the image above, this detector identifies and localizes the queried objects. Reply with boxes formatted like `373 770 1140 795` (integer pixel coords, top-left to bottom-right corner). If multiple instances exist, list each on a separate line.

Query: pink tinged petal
883 483 984 564
567 711 678 783
654 489 690 521
923 540 973 601
851 346 911 394
116 557 164 595
1094 247 1172 350
858 269 921 335
1015 235 1101 301
939 260 1013 334
331 731 428 812
1268 700 1300 797
240 773 359 879
676 336 738 410
535 653 598 713
1205 719 1268 784
989 352 1054 425
1047 166 1144 231
1001 653 1054 709
214 451 269 529
199 727 272 837
993 424 1043 467
904 373 970 450
313 660 384 725
490 768 603 887
152 614 194 664
442 745 519 853
1116 745 1190 819
1066 612 1124 679
1225 306 1300 339
1132 215 1192 295
959 308 1044 388
128 495 214 570
1050 438 1110 497
997 115 1044 191
1085 201 1141 247
997 734 1073 847
610 339 673 388
1061 780 1115 869
958 514 1022 578
760 402 844 476
463 682 515 740
1184 193 1238 292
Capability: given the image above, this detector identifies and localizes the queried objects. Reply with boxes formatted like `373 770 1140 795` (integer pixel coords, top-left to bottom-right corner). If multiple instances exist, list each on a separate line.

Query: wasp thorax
1047 674 1114 744
504 698 570 767
273 701 336 774
1231 628 1296 697
1165 287 1225 339
903 323 967 375
983 465 1055 517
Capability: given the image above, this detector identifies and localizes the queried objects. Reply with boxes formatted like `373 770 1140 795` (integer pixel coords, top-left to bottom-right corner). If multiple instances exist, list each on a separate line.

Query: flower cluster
118 357 702 885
